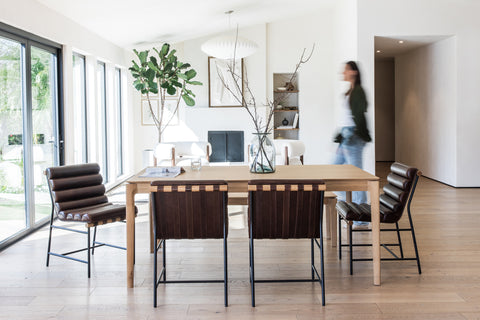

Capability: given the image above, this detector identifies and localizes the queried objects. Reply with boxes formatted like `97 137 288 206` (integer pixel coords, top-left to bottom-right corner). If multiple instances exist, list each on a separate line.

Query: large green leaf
160 43 170 58
138 50 149 65
178 63 190 70
167 86 176 95
182 94 195 106
172 81 182 88
177 73 188 81
185 69 197 80
145 68 155 82
187 80 202 86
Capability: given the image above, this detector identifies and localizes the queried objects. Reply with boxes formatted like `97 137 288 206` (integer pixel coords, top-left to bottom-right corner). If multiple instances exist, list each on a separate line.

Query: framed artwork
162 99 180 126
141 99 158 126
208 57 244 108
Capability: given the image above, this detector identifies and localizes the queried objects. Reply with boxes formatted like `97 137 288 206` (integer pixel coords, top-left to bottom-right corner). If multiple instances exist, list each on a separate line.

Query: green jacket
334 85 372 143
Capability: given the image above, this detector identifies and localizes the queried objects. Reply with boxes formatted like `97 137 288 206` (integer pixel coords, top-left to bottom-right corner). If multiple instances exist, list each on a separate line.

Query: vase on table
249 132 276 173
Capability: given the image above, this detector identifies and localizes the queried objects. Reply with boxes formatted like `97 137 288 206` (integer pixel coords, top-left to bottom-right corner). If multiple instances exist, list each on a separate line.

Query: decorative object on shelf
285 82 295 91
292 113 299 128
208 57 243 107
249 133 275 173
276 87 287 91
129 43 202 142
215 36 314 173
282 118 289 126
201 11 258 60
276 104 283 110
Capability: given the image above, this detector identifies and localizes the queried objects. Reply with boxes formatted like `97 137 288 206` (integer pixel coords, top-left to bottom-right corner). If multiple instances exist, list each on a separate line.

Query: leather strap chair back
151 180 228 239
248 180 326 239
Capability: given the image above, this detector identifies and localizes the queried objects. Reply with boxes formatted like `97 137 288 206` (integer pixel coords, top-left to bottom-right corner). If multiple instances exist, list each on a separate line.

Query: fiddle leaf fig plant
129 43 202 142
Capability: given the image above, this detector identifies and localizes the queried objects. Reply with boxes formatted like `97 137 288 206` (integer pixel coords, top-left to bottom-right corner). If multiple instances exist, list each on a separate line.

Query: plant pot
249 132 276 173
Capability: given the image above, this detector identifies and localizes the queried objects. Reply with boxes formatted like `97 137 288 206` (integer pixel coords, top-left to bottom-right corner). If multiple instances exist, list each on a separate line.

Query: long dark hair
346 60 361 87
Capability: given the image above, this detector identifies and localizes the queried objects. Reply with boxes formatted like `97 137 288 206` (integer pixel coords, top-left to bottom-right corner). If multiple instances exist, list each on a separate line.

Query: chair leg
224 230 228 307
338 215 342 260
311 239 315 280
91 226 97 255
249 234 255 307
348 223 353 275
408 208 422 274
395 222 404 259
46 208 54 267
162 240 166 281
154 237 158 308
87 228 91 278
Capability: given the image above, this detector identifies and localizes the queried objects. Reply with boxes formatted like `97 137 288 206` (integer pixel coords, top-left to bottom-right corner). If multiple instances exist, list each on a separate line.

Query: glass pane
73 54 86 163
31 46 57 223
0 36 26 240
97 62 107 182
115 68 123 177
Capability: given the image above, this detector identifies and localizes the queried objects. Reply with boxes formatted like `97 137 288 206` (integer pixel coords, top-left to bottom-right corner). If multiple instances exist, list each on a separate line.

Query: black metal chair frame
151 187 229 308
338 173 422 275
45 176 127 278
248 188 326 307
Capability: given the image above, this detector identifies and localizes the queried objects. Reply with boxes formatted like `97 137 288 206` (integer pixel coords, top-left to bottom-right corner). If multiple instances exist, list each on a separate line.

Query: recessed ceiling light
398 40 404 44
376 50 381 53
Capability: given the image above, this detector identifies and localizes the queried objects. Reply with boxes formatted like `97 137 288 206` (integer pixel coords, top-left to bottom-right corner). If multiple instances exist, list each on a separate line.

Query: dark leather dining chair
150 180 229 308
336 162 422 275
248 179 326 307
45 163 136 278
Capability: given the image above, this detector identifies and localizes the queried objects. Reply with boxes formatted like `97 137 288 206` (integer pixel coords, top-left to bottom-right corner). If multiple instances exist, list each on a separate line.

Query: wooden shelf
274 90 299 93
274 128 299 131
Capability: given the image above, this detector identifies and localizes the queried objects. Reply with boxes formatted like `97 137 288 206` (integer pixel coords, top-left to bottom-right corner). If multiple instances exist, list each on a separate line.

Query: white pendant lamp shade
201 35 258 59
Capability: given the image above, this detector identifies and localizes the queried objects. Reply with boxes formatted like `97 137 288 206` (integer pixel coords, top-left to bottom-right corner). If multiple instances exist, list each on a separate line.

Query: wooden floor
1 163 480 319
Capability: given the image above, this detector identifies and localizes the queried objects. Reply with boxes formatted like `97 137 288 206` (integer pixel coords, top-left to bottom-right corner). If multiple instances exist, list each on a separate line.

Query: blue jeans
333 127 368 225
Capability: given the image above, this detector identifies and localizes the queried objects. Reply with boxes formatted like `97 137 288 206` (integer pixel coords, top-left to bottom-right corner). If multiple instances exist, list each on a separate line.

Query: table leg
126 183 137 288
324 200 331 240
369 180 381 285
149 194 154 253
329 197 337 248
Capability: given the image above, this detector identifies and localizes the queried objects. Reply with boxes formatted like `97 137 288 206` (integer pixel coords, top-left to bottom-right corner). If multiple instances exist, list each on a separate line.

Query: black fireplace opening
208 131 244 162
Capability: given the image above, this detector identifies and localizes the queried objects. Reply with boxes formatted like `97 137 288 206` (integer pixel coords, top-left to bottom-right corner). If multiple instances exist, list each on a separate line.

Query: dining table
125 164 380 288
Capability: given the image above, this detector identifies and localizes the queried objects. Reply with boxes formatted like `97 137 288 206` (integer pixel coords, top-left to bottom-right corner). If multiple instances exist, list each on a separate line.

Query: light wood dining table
125 164 380 288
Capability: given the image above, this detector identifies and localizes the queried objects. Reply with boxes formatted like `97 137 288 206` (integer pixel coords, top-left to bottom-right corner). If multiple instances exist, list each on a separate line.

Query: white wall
358 0 480 186
374 59 395 161
395 39 456 185
0 0 134 180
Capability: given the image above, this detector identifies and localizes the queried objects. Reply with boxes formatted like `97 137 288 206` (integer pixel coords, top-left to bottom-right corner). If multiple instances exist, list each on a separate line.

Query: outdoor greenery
129 43 202 142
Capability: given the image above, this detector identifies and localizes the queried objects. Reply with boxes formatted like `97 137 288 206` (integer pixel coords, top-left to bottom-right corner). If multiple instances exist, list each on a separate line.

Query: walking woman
333 61 372 228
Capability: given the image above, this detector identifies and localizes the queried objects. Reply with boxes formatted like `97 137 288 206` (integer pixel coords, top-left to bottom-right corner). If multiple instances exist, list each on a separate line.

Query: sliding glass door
0 29 62 247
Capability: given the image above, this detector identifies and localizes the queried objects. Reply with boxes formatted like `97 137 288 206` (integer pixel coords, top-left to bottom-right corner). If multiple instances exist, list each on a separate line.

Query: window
0 24 63 249
115 68 124 177
72 53 87 163
96 61 108 182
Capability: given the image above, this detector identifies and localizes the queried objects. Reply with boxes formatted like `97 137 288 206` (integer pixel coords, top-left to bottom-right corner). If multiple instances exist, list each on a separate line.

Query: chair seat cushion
58 203 138 225
336 200 400 223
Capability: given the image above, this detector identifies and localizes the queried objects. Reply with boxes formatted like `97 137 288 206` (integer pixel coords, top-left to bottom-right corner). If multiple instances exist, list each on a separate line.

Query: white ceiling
36 0 335 48
374 35 452 59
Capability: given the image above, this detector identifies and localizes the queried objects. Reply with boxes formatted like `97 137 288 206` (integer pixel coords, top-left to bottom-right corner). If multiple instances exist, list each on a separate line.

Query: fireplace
208 131 244 163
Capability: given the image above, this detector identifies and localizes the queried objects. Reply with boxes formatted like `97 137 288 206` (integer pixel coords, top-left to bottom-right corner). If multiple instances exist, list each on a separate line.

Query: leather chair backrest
150 180 228 240
380 162 418 223
248 179 325 239
45 163 108 214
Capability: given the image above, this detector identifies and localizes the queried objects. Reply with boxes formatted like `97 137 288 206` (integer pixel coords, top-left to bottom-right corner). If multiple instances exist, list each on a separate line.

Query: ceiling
36 0 335 48
374 35 452 59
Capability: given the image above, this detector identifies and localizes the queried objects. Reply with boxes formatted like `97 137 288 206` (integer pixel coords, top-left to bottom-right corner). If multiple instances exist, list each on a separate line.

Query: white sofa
153 141 212 167
273 139 305 165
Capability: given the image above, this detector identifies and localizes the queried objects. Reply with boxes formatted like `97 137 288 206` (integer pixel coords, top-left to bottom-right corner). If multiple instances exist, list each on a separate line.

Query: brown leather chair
150 180 228 308
336 162 422 275
248 179 326 307
45 163 136 278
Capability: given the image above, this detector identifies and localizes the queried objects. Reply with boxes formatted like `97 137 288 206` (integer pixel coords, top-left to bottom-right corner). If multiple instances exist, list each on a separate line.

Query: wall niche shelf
273 73 299 140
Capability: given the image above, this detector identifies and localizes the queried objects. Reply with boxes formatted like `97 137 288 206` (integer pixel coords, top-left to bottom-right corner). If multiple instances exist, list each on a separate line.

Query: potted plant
129 43 202 142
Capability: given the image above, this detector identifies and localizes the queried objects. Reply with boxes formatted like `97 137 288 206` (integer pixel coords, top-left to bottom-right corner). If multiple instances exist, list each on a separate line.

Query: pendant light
201 10 258 60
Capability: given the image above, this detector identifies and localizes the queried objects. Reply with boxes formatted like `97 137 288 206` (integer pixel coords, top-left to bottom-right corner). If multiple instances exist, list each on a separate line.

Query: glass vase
249 132 276 173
